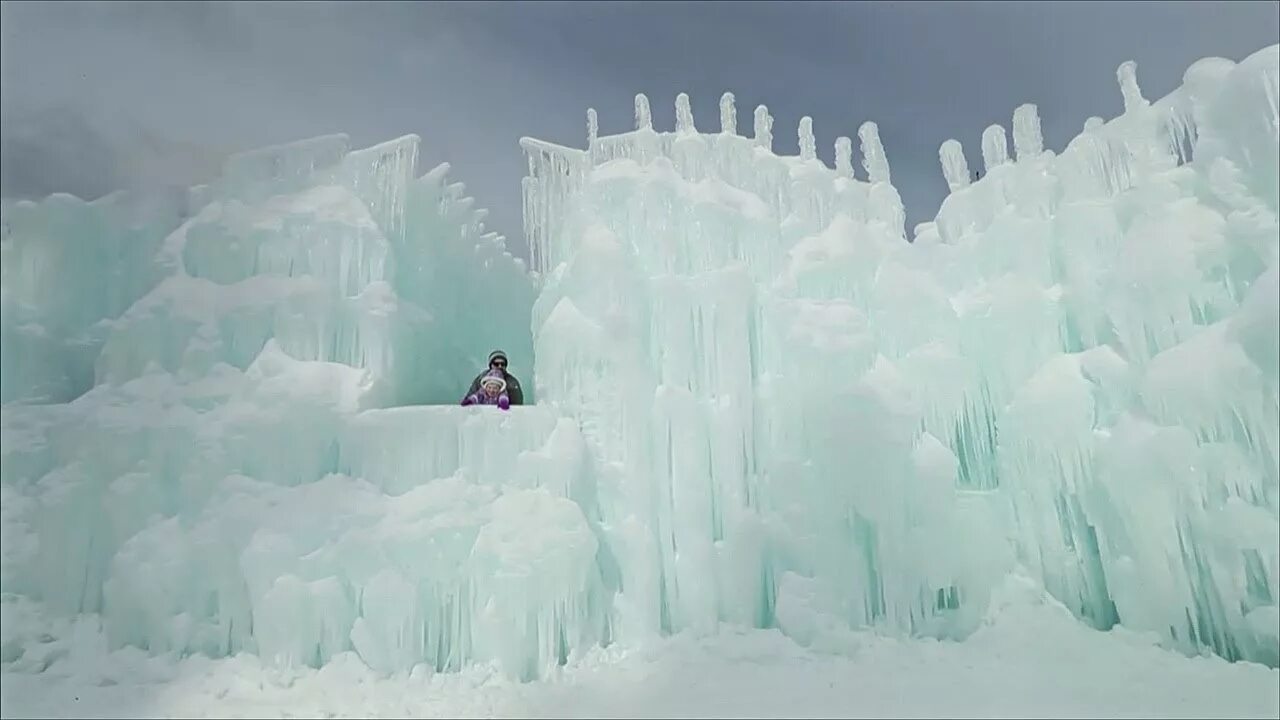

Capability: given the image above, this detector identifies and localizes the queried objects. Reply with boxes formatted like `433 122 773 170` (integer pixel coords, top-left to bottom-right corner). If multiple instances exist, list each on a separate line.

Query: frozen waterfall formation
3 46 1279 680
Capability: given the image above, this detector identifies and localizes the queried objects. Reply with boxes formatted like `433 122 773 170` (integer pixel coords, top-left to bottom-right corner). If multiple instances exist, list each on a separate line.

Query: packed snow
2 43 1279 718
2 574 1278 719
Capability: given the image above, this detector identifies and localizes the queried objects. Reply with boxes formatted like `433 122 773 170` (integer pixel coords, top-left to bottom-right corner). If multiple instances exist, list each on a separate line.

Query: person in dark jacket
462 350 524 406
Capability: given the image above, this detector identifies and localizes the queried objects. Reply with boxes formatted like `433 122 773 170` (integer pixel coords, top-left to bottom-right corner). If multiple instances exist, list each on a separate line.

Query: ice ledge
339 404 567 495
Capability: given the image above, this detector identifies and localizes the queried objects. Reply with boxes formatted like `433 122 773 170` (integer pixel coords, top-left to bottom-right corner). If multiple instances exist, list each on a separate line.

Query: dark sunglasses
491 360 507 368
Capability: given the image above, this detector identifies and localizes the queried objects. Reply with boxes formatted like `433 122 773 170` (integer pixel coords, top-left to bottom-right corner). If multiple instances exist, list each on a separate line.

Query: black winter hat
488 350 508 365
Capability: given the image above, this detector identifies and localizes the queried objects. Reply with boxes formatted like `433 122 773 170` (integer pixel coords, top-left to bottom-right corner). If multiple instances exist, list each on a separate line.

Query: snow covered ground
4 575 1276 719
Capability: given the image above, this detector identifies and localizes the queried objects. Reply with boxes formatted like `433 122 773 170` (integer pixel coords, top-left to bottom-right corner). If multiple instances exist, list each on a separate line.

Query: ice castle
2 45 1277 681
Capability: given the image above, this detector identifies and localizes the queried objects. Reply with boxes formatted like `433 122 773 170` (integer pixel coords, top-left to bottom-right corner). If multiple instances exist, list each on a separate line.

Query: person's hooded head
480 369 507 397
488 350 509 372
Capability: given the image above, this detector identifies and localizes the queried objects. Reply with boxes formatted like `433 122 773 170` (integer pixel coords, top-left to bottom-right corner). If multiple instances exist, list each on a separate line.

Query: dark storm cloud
2 1 1277 248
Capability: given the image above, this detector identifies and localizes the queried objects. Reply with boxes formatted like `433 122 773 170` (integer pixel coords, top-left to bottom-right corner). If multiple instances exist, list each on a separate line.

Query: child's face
483 382 501 398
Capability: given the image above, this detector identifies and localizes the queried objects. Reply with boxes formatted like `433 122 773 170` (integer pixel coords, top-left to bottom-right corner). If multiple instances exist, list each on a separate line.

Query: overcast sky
2 1 1277 251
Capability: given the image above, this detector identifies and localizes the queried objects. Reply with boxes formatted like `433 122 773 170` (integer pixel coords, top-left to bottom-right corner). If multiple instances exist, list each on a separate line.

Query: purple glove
498 395 510 411
462 394 478 407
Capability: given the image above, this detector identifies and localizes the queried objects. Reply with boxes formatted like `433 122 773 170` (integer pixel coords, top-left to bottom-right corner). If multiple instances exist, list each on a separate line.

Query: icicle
635 94 652 131
798 116 816 161
587 108 598 147
939 139 971 193
675 93 695 134
981 124 1010 171
1012 104 1044 161
1117 61 1148 114
858 121 891 183
835 136 853 177
754 105 773 150
720 92 737 135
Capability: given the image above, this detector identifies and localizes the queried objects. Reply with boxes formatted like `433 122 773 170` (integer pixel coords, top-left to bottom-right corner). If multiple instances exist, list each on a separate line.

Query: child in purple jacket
461 369 511 410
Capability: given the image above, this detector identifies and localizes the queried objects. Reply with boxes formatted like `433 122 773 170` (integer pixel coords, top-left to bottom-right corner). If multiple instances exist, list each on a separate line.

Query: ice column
939 139 971 192
676 93 696 134
1012 104 1044 160
720 92 737 135
858 121 891 183
1117 61 1148 113
799 116 817 161
835 136 854 177
635 94 653 131
981 124 1010 171
754 105 774 150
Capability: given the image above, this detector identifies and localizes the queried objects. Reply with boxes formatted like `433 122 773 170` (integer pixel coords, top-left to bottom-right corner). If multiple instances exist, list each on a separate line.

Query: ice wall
523 46 1280 665
2 134 534 409
1 191 185 404
2 135 571 679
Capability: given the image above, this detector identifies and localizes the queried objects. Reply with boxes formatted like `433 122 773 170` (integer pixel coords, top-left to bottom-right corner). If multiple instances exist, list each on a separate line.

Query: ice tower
2 45 1278 682
523 46 1280 664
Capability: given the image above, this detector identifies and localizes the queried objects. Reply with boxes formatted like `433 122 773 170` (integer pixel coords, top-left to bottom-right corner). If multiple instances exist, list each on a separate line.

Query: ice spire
1012 104 1044 160
587 108 598 146
1117 61 1148 114
981 124 1010 171
858 121 891 183
798 116 816 161
1083 116 1104 133
835 136 853 177
939 139 971 192
675 93 696 134
720 92 737 135
754 105 773 150
635 94 652 131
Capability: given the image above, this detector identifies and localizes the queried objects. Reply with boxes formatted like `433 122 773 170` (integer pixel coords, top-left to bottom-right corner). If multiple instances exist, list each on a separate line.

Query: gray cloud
2 1 1277 250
